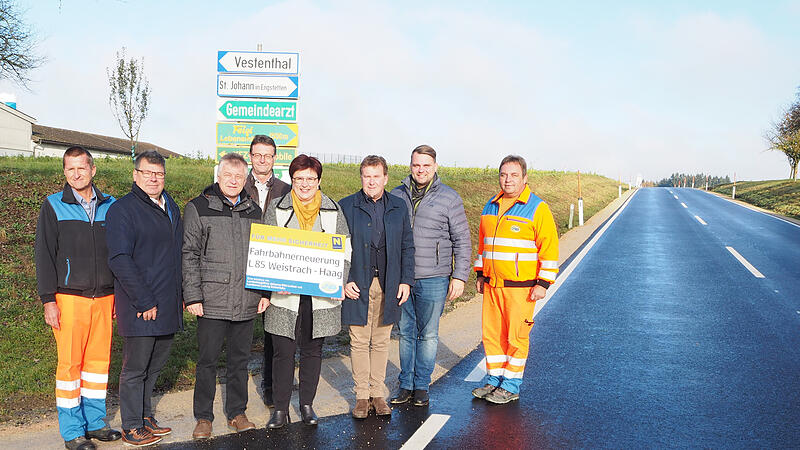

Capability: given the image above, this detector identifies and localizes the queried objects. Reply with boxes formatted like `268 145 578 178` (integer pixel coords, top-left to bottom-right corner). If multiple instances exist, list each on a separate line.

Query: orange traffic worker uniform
474 184 558 394
34 184 116 441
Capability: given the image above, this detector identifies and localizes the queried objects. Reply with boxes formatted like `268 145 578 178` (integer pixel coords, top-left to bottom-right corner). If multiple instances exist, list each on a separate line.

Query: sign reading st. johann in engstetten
217 74 298 98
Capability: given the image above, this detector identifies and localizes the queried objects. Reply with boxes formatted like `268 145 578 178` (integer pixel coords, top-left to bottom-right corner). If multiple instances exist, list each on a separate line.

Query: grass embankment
0 156 622 422
713 180 800 219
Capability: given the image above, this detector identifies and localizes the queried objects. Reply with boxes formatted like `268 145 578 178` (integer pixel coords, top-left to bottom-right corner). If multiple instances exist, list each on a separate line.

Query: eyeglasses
292 176 319 184
135 169 166 179
250 153 274 161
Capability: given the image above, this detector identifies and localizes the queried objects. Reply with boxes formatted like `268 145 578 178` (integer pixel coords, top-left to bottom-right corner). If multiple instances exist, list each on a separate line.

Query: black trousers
272 295 324 411
193 317 255 421
119 334 174 430
262 315 274 391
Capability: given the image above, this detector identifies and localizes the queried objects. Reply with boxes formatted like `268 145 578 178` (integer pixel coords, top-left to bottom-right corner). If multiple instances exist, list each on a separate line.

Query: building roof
0 102 37 123
32 124 182 158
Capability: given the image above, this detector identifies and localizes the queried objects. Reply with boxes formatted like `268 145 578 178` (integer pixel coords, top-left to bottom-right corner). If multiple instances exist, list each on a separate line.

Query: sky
2 0 799 182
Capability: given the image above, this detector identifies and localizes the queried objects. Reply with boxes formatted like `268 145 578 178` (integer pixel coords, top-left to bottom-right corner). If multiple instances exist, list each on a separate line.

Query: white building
0 103 180 158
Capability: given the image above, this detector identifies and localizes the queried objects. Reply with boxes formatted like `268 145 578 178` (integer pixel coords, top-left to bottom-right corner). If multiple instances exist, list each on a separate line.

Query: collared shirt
71 186 97 224
362 190 387 289
253 174 272 210
150 194 165 211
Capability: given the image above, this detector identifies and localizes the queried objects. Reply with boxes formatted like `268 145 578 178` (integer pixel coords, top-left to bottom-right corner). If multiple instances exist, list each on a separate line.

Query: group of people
35 138 558 449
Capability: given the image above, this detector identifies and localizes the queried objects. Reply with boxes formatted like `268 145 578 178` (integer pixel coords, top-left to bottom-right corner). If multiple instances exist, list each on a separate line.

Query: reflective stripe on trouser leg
495 286 536 394
482 286 509 388
82 294 113 432
53 294 106 440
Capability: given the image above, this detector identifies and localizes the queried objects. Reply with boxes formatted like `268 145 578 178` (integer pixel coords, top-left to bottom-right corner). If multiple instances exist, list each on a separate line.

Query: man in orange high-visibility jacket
35 147 122 450
472 155 559 404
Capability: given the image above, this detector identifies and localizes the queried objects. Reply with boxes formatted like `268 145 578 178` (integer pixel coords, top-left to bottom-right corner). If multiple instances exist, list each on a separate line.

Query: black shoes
86 425 122 441
262 387 274 408
300 405 318 425
390 388 413 404
413 389 429 406
267 410 290 429
64 436 95 450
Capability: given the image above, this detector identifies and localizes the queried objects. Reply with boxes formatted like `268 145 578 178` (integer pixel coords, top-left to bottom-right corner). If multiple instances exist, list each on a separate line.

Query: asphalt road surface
163 187 800 449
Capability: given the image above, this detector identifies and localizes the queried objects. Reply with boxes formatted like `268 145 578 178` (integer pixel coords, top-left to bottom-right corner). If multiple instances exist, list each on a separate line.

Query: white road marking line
681 202 688 208
400 414 450 450
674 195 679 199
694 215 707 225
726 246 765 278
464 358 487 382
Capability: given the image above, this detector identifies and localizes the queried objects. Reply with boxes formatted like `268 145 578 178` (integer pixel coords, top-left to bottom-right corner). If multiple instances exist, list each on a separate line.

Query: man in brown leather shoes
340 156 415 419
183 154 268 438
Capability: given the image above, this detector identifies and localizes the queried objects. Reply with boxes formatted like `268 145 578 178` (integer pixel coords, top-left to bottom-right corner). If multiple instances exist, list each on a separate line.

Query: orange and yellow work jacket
474 185 559 288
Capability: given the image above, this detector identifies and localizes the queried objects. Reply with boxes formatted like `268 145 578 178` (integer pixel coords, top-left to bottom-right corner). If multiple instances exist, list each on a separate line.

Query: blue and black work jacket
34 183 116 303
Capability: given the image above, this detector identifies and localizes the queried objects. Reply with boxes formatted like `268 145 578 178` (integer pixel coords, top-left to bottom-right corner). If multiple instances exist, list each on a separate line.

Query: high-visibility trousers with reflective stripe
53 293 113 441
481 285 536 395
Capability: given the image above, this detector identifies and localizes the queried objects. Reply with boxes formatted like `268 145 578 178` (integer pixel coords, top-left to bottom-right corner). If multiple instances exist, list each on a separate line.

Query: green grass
712 179 800 219
0 155 622 420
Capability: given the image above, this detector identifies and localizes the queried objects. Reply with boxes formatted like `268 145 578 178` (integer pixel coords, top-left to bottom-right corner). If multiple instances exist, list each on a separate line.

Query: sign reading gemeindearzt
245 224 345 298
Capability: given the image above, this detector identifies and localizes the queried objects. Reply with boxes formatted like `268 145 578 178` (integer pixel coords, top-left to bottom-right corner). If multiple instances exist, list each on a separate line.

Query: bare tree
766 89 800 181
107 47 151 159
0 0 44 88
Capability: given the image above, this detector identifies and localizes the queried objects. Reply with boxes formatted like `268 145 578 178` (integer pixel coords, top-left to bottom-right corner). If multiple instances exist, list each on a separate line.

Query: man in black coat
340 155 415 419
106 151 183 447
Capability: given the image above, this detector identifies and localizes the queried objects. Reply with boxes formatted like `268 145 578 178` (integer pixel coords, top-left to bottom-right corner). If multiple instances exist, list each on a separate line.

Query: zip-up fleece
182 184 263 321
474 185 559 288
35 183 116 303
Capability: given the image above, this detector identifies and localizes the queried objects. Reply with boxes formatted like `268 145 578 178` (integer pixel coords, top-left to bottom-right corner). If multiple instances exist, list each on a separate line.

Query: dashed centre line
681 202 688 208
673 195 679 199
400 414 450 450
694 215 707 225
726 246 765 278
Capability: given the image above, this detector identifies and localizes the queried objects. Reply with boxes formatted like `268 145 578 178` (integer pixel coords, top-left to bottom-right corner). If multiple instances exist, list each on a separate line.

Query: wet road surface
163 188 800 449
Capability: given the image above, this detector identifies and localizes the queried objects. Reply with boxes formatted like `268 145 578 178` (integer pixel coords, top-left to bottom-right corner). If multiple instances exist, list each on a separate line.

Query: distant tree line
656 173 730 188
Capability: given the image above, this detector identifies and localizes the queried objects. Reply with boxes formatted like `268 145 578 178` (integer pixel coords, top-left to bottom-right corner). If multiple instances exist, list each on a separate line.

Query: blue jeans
398 276 450 391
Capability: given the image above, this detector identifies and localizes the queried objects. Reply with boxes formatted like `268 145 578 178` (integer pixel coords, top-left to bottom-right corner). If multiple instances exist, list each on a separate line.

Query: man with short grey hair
183 153 268 439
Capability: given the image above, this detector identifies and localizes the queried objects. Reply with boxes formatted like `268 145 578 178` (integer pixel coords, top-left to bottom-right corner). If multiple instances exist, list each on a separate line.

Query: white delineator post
732 172 736 199
578 170 584 226
569 203 575 229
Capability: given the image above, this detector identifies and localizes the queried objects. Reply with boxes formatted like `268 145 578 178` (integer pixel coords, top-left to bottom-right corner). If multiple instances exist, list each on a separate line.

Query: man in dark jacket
241 134 290 407
35 147 121 450
390 145 472 407
340 155 415 419
106 151 183 447
183 153 269 439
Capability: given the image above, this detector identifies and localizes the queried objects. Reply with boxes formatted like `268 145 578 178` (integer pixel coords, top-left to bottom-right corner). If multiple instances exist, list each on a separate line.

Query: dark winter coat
106 183 184 337
182 184 263 321
339 190 415 326
243 171 291 220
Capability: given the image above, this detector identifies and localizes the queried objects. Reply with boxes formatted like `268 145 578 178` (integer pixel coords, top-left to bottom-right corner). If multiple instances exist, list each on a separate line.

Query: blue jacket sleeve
106 202 158 312
399 201 416 286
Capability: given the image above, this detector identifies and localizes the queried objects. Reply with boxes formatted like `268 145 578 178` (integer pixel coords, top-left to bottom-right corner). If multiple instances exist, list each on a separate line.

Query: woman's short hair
288 154 322 179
